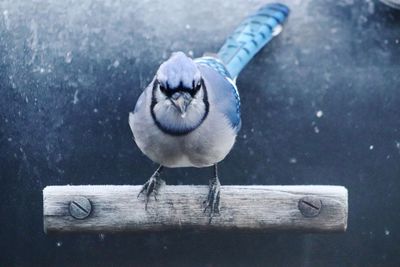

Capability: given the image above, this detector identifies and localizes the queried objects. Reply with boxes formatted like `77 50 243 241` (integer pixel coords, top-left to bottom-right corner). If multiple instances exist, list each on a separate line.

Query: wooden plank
43 185 348 233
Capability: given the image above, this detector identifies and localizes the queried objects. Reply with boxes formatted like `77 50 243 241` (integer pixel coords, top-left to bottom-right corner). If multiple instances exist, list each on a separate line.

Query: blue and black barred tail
217 3 290 79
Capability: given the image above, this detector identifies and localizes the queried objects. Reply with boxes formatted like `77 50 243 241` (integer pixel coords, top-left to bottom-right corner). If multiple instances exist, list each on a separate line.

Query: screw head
69 197 92 219
298 196 322 217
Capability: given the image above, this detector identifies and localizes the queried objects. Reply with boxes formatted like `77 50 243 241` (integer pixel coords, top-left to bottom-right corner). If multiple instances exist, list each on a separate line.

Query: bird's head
151 52 209 135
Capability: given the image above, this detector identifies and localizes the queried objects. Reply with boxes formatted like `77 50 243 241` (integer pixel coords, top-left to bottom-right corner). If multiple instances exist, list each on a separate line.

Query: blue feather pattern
195 57 233 79
191 3 289 133
217 3 290 78
195 57 241 131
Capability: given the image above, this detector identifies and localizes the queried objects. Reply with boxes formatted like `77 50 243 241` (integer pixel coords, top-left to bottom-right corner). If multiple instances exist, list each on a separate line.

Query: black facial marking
157 78 203 98
150 78 209 136
159 84 167 94
193 81 201 95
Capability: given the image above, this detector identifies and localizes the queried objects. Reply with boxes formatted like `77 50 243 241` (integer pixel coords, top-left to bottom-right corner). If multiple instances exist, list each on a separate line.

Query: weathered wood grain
43 185 348 233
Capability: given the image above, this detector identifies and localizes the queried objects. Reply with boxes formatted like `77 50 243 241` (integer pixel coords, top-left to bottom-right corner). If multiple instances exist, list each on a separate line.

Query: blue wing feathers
190 3 289 132
194 57 232 79
195 60 241 132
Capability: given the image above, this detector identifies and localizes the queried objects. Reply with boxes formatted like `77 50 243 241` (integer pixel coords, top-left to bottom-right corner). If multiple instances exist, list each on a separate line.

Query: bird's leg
137 165 165 209
203 164 221 223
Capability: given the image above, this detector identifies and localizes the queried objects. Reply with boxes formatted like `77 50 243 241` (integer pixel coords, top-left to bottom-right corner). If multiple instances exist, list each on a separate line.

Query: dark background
1 0 400 266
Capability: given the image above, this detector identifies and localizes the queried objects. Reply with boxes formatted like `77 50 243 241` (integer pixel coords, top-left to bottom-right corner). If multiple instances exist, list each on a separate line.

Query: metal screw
69 197 92 219
298 196 322 217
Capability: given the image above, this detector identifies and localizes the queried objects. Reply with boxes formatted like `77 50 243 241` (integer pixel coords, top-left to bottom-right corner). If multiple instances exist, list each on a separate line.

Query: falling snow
73 90 79 104
99 233 106 241
385 229 390 236
65 51 72 63
3 10 10 30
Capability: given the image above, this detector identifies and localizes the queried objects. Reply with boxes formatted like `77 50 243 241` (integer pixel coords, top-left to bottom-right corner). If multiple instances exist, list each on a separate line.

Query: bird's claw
137 172 164 210
203 177 221 223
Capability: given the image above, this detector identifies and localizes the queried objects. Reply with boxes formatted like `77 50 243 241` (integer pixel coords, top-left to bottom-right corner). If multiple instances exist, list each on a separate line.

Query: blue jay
129 3 289 221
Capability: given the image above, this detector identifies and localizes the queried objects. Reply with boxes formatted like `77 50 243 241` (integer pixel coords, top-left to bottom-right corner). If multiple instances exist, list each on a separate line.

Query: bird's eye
159 85 167 94
194 81 201 92
159 84 174 97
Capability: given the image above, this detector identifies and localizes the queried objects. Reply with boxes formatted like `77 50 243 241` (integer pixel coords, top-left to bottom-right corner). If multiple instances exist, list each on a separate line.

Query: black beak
170 92 192 117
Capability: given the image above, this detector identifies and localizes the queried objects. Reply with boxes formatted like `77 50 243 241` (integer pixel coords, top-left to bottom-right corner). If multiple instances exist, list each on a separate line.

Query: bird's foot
137 168 165 209
203 176 221 223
